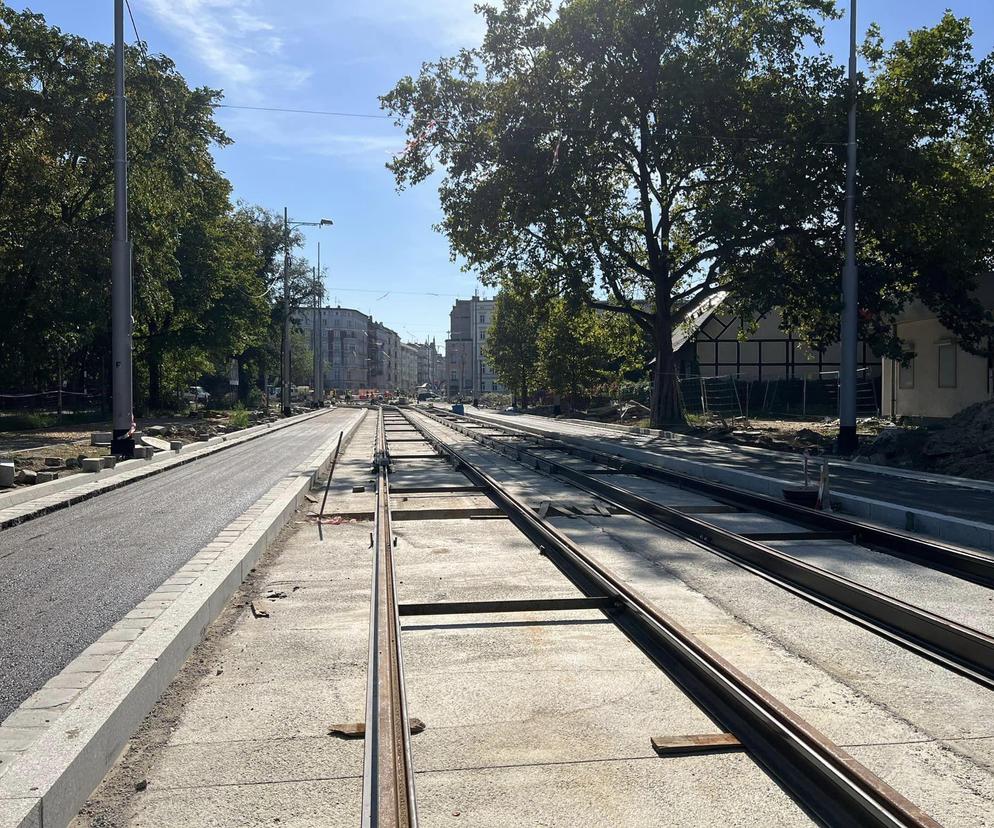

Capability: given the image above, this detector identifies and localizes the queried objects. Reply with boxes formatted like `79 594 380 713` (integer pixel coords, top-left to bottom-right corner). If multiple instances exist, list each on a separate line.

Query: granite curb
0 410 367 828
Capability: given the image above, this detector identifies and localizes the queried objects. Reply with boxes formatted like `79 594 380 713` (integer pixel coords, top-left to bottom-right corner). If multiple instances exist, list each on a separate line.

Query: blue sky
9 1 994 347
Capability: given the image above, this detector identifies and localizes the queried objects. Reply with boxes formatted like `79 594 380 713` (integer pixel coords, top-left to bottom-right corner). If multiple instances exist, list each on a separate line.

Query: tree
485 277 542 405
743 13 994 367
0 7 302 413
383 0 840 425
536 299 610 410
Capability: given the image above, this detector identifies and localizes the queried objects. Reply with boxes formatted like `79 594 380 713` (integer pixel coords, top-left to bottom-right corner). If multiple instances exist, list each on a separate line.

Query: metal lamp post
111 0 135 457
838 0 859 455
281 212 332 417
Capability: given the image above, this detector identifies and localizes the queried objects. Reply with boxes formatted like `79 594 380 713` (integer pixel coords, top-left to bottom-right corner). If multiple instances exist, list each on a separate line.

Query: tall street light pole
312 264 320 406
111 0 135 458
838 0 859 455
281 210 332 417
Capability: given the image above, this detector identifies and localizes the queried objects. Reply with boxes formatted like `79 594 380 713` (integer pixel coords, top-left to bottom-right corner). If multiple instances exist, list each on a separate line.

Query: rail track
362 407 418 827
359 405 943 827
453 409 994 588
410 405 994 690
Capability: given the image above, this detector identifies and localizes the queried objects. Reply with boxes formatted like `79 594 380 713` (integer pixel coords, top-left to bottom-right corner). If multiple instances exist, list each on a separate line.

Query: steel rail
444 409 994 589
398 407 939 828
414 407 994 690
361 407 418 828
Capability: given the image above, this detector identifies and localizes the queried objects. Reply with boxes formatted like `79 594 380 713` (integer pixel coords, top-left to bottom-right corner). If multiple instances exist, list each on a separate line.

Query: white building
881 284 994 419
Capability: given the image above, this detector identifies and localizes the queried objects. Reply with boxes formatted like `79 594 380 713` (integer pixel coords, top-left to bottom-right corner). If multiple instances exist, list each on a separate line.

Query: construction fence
676 370 880 420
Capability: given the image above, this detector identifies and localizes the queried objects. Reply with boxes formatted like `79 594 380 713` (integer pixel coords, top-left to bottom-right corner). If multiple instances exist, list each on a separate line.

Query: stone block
0 461 13 488
170 440 183 452
36 471 59 483
91 431 112 446
81 458 103 473
15 468 36 484
101 455 117 469
43 457 62 467
145 425 167 436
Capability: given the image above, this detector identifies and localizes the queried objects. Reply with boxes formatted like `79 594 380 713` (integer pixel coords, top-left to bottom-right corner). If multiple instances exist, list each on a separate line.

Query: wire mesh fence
0 390 104 415
677 371 880 420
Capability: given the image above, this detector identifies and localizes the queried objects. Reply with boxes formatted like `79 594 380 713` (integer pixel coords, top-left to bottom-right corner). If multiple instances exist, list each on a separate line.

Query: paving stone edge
0 409 367 828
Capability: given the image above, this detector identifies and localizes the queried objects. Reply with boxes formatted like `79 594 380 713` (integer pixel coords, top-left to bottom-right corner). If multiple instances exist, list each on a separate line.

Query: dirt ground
0 410 269 488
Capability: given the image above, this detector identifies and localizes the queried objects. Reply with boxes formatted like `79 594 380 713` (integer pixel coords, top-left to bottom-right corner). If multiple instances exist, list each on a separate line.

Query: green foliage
383 1 994 425
484 277 543 403
383 0 842 425
228 403 250 429
536 300 611 406
0 8 307 411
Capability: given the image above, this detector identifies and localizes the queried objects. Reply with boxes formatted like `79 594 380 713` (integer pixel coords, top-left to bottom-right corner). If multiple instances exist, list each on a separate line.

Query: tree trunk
650 305 684 427
148 351 162 410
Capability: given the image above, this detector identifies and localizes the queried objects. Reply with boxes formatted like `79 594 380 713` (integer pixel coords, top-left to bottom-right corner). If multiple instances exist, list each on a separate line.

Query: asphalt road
0 409 355 721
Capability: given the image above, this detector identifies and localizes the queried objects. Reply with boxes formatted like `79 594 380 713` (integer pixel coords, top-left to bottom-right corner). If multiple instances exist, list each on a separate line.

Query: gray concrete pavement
406 410 994 825
0 408 354 722
471 409 994 525
75 415 812 827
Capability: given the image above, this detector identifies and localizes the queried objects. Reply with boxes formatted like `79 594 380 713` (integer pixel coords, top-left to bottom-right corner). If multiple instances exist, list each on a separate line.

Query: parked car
183 385 210 404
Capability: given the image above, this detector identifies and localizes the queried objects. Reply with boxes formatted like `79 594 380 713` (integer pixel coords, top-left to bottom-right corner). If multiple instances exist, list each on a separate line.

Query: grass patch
228 404 250 430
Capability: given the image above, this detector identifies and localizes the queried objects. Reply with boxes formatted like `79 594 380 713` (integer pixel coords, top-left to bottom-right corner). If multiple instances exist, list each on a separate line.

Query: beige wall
882 317 992 419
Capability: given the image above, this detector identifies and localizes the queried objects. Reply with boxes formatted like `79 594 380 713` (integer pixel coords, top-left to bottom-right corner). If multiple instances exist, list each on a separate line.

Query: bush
228 404 250 430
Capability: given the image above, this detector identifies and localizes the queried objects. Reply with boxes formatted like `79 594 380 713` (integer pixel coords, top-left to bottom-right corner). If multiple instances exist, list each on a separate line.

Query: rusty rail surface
361 407 418 827
400 406 941 828
416 407 994 690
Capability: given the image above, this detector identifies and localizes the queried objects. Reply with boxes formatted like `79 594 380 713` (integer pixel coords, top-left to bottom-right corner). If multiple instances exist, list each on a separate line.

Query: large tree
384 2 994 426
383 0 840 425
0 7 286 410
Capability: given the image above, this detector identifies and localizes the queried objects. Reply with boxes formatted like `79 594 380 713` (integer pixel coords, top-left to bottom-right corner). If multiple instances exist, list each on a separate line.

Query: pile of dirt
920 400 994 480
855 400 994 481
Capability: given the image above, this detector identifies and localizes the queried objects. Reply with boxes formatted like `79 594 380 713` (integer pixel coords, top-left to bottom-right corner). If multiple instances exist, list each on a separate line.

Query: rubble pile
920 400 994 480
856 400 994 481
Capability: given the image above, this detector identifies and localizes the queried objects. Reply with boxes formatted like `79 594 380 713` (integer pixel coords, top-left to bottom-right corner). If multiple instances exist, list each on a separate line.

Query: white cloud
342 0 486 49
142 0 309 93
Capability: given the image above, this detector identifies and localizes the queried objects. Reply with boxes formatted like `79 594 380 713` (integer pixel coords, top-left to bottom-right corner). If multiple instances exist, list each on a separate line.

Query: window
938 341 957 388
480 314 485 323
898 344 915 390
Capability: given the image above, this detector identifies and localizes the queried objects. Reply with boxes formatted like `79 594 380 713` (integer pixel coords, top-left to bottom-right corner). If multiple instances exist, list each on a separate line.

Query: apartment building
444 295 505 397
297 306 405 395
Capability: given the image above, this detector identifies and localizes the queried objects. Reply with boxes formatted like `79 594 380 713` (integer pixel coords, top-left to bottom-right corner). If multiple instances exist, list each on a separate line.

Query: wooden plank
651 733 743 756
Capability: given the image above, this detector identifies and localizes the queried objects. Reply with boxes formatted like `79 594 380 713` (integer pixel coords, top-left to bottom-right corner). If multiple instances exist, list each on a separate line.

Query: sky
8 1 994 348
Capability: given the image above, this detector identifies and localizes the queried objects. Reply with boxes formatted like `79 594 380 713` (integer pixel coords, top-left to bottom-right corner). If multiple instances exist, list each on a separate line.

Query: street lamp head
320 218 334 226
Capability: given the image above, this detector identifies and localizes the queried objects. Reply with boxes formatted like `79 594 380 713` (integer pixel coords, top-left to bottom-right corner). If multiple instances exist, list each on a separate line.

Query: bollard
0 461 14 488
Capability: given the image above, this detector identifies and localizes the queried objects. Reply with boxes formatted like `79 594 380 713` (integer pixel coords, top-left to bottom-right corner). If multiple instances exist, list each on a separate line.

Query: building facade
298 306 405 395
408 339 443 390
881 287 994 419
399 342 419 394
367 319 400 392
298 306 369 394
445 295 506 398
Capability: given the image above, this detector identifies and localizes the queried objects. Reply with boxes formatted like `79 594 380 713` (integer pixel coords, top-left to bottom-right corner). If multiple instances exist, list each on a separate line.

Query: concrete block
43 458 61 468
170 441 183 452
81 458 102 473
101 456 117 469
35 472 59 483
90 431 112 446
0 462 13 488
142 435 170 452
